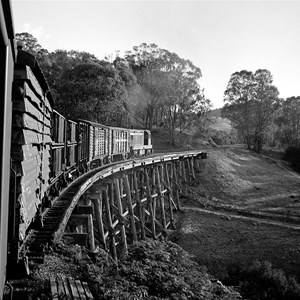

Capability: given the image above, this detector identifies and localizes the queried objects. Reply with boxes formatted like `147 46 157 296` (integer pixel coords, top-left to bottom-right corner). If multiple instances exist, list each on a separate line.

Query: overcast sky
11 0 300 109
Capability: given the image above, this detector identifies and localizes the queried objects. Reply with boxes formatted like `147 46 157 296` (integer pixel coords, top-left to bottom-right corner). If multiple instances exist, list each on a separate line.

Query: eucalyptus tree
56 61 130 126
124 43 209 144
222 69 280 152
160 57 208 145
124 43 171 130
252 69 280 152
16 32 48 57
275 96 300 147
222 70 257 149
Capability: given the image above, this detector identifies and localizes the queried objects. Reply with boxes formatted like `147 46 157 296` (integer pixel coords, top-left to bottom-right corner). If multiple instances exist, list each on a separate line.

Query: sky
11 0 300 109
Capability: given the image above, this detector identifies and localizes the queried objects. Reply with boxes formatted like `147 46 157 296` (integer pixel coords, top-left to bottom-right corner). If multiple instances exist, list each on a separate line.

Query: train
9 48 152 262
0 1 152 296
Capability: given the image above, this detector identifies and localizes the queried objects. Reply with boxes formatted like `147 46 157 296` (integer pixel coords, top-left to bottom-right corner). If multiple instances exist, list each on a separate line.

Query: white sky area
11 0 300 109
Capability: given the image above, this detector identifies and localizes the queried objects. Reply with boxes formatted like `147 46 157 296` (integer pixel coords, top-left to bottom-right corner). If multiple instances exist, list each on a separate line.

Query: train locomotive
8 47 152 270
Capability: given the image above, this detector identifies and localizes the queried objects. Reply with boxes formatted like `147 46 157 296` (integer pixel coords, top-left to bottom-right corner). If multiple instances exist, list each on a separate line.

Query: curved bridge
22 151 207 268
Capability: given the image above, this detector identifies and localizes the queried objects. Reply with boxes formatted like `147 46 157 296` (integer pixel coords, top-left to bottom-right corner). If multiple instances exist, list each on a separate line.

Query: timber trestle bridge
22 151 207 269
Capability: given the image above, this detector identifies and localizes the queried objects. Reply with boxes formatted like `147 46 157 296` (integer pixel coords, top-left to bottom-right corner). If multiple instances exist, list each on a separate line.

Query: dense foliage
16 34 211 143
222 69 280 153
31 239 241 300
124 43 211 144
222 68 300 155
283 146 300 172
224 260 300 300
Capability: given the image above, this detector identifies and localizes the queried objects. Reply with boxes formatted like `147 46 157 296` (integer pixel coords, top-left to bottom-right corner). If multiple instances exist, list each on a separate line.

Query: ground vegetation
29 239 241 300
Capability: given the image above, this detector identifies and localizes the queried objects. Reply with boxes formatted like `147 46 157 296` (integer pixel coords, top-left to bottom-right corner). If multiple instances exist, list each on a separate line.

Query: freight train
0 2 152 296
10 48 152 262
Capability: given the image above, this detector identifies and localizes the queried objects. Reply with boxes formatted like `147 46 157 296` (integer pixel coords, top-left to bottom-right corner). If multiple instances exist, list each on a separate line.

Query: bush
283 146 300 172
93 239 210 300
225 260 300 300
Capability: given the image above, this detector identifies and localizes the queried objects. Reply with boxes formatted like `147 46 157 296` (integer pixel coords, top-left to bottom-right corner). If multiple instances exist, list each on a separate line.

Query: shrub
225 260 300 300
283 146 300 172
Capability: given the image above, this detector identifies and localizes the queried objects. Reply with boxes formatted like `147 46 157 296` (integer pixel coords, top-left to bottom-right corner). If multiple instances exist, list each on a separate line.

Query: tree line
16 33 211 145
222 69 300 153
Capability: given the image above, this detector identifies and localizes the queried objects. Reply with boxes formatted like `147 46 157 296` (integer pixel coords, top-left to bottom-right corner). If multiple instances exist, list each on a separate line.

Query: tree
160 60 208 145
124 43 172 130
223 70 257 149
275 96 300 147
16 32 48 57
56 61 130 126
43 50 101 97
15 33 137 127
252 69 280 152
222 69 280 152
124 43 209 144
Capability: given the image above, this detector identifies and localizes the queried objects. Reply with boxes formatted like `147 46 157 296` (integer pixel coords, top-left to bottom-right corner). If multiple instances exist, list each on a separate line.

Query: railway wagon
49 111 78 198
0 1 15 298
9 48 53 263
82 120 131 165
81 120 153 168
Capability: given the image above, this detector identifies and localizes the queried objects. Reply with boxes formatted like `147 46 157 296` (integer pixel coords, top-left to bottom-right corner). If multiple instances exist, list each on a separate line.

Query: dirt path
175 146 300 281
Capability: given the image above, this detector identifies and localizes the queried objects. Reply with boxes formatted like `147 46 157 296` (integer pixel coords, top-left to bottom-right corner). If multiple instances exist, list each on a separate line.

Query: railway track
22 165 108 271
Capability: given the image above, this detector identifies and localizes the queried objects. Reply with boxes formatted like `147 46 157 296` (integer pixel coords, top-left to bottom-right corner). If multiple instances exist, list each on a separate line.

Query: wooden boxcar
110 126 130 160
10 49 53 253
51 110 65 174
66 119 77 169
0 1 15 297
77 120 90 172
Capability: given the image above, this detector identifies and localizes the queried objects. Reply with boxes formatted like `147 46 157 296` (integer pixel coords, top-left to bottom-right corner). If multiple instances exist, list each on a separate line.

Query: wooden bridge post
187 157 194 181
133 171 146 239
103 188 118 261
145 169 156 238
192 156 198 174
181 159 187 194
87 213 95 252
124 174 138 243
156 164 167 229
151 167 157 221
164 163 175 228
114 179 128 255
195 155 201 171
172 161 181 210
80 195 95 252
91 192 107 250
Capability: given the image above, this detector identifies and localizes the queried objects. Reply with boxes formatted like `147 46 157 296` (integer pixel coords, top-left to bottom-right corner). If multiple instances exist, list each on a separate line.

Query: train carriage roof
16 48 54 107
78 119 151 134
78 119 111 129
